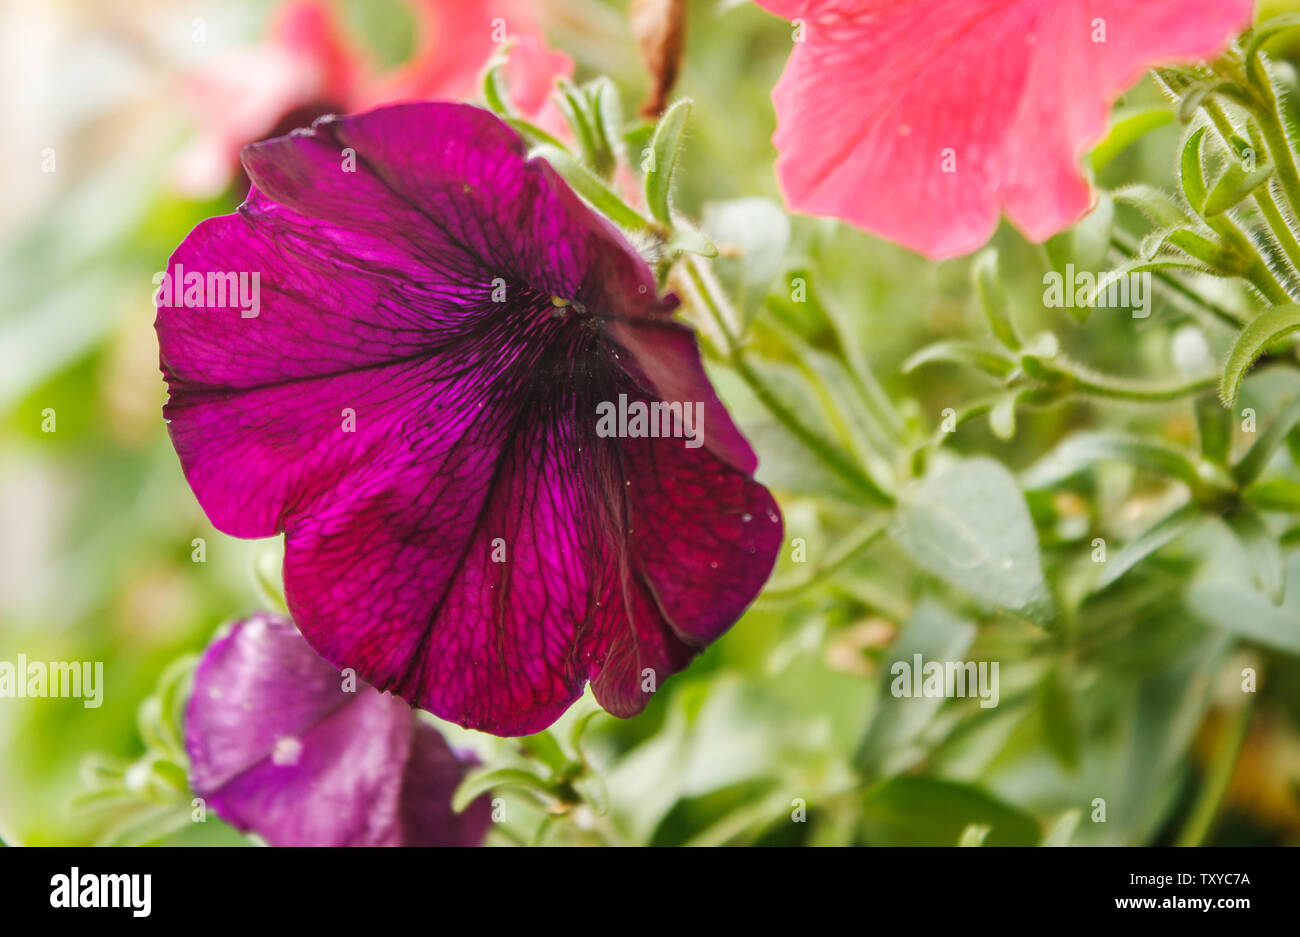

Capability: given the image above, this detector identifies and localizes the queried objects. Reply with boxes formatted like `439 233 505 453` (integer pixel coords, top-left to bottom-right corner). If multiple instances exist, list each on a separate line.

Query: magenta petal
399 724 493 848
185 614 490 846
158 102 781 735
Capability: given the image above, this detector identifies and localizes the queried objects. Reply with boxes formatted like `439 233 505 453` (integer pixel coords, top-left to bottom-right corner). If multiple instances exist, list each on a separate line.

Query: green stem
732 354 893 505
760 517 887 600
1050 359 1219 403
681 254 741 353
1174 699 1253 847
1253 185 1300 280
1206 210 1294 304
1203 99 1300 282
1110 232 1247 329
681 256 894 506
1248 60 1300 220
760 316 900 465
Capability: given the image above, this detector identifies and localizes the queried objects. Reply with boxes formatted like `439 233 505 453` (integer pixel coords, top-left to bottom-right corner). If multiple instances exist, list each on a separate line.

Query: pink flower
360 0 571 115
755 0 1254 259
173 1 359 196
174 0 571 197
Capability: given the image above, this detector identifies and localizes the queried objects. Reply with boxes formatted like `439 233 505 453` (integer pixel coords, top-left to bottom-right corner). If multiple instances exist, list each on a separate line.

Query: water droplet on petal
272 735 303 766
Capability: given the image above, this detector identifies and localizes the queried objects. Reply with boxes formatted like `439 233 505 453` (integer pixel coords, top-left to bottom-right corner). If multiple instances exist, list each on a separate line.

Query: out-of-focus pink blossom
173 0 572 197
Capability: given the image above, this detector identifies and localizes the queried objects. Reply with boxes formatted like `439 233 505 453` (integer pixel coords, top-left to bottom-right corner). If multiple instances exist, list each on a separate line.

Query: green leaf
1179 126 1210 215
957 824 991 846
251 550 288 614
452 767 550 813
700 197 787 325
701 198 789 287
529 143 651 233
1232 394 1300 484
988 391 1020 441
1095 502 1203 591
1176 81 1232 123
97 804 193 847
853 600 976 778
663 225 717 260
973 249 1020 350
136 698 180 766
1246 14 1300 70
1189 551 1300 653
902 340 1016 379
1046 192 1114 281
502 116 567 150
1022 431 1217 492
1118 634 1228 840
552 78 625 179
1042 809 1082 846
1225 508 1286 604
553 79 602 170
519 731 571 774
643 98 691 225
480 46 515 117
681 789 803 847
1086 259 1212 318
1040 665 1081 770
1202 160 1275 217
859 777 1040 846
1220 305 1300 405
567 699 608 754
1195 396 1234 464
1140 227 1239 270
1111 184 1192 229
573 773 610 817
891 458 1053 623
584 76 625 178
1243 477 1300 512
1092 107 1175 172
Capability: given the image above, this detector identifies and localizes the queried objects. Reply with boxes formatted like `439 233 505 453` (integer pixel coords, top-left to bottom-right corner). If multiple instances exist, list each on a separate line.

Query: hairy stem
680 255 894 505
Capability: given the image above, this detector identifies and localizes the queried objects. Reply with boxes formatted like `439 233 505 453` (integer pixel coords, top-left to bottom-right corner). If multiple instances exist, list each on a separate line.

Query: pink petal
758 0 1253 258
186 614 490 846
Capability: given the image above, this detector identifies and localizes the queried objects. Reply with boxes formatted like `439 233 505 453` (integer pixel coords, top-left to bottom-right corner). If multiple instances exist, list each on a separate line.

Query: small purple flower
157 102 782 735
186 614 491 846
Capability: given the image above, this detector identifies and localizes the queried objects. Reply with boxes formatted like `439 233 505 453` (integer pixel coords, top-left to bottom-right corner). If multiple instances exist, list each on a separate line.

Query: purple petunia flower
186 613 492 846
156 102 782 736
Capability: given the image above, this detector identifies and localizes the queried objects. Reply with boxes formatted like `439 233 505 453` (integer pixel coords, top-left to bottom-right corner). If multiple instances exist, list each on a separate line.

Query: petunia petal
159 103 781 735
757 0 1253 259
185 614 490 846
399 723 494 848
